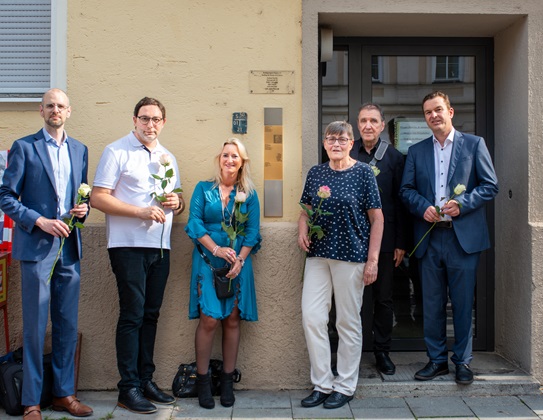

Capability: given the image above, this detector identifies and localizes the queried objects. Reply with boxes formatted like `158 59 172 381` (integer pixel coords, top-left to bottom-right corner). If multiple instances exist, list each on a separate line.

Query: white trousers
301 257 366 396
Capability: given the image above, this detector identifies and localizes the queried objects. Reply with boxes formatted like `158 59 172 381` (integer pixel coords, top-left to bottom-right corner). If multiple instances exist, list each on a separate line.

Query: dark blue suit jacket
0 130 88 262
399 131 498 258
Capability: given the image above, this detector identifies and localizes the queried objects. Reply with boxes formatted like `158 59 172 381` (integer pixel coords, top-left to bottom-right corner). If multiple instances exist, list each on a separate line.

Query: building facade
0 0 541 390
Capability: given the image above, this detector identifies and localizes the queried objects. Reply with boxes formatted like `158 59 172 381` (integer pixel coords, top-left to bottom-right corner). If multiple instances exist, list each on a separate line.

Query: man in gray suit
0 89 93 419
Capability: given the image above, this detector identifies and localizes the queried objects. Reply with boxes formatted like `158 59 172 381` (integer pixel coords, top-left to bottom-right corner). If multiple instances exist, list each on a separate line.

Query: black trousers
371 252 394 353
108 247 170 391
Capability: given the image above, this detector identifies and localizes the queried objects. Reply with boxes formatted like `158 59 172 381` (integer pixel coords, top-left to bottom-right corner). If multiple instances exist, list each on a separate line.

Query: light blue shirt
43 128 73 219
433 128 455 221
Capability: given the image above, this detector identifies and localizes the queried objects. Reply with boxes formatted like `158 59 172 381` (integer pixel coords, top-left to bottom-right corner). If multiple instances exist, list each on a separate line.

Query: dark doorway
320 37 495 352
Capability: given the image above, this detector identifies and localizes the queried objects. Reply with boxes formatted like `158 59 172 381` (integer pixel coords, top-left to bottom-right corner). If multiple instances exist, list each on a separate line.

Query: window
434 56 462 82
0 0 66 102
371 55 382 83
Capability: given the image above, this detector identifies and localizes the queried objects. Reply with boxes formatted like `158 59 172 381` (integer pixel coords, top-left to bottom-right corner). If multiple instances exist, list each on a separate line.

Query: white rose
159 153 173 166
453 184 466 195
78 183 92 198
235 191 247 203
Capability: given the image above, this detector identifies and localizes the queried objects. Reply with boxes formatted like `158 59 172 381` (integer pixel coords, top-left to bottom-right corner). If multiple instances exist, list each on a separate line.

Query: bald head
40 88 71 132
41 88 70 107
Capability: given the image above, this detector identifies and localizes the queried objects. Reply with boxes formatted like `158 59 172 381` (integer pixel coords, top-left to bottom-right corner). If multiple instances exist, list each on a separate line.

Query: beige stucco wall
493 16 531 374
493 8 543 379
2 0 543 390
0 0 310 391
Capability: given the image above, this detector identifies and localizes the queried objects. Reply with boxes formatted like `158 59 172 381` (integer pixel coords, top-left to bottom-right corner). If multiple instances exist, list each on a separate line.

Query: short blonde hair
211 138 255 196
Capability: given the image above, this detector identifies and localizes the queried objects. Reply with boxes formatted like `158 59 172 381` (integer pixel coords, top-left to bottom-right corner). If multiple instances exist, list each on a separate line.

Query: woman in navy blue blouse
298 121 384 409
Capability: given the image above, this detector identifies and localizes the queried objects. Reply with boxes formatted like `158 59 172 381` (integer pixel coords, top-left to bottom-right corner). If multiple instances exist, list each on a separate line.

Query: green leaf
165 168 174 178
172 187 183 193
151 174 162 180
161 180 168 190
155 195 167 202
221 222 235 240
321 211 333 216
316 230 325 240
299 203 314 217
74 222 85 229
311 225 322 234
237 212 249 224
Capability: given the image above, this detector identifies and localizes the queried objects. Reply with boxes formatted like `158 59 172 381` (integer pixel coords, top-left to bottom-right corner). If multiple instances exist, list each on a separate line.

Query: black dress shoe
301 390 330 407
323 391 353 409
375 352 396 375
414 361 449 381
142 381 176 404
118 387 157 414
455 364 474 385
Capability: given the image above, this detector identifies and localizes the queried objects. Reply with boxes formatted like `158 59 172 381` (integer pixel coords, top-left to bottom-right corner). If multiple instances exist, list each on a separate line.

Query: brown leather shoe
52 395 93 417
23 405 42 420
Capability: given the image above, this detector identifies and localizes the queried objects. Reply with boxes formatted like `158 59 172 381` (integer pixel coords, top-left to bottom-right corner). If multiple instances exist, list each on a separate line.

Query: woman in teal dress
185 138 261 409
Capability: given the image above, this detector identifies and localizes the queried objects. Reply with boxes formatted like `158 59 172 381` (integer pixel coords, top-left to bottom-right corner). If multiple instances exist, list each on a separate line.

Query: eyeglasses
137 116 163 125
324 136 350 145
44 103 68 112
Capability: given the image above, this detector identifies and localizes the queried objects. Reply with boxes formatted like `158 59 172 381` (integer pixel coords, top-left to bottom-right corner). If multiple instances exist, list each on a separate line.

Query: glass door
320 38 495 351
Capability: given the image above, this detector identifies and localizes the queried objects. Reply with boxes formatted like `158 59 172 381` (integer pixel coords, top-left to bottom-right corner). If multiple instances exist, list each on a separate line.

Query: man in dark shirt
350 103 407 375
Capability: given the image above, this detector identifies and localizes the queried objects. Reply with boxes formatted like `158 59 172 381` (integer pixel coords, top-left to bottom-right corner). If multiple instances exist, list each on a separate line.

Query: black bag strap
369 141 389 166
196 243 215 271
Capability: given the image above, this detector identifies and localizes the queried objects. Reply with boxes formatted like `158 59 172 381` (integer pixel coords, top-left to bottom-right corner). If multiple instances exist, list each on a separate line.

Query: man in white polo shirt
91 97 185 414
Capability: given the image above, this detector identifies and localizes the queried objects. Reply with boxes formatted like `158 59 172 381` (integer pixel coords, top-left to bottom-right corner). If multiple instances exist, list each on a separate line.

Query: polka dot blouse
300 161 382 263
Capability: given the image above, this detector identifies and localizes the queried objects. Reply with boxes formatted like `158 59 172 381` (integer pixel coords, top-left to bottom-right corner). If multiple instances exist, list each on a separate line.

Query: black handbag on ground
0 348 53 416
172 359 241 398
196 244 234 299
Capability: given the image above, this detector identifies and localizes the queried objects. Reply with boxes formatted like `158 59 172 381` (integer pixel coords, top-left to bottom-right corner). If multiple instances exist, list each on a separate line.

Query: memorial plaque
249 71 294 94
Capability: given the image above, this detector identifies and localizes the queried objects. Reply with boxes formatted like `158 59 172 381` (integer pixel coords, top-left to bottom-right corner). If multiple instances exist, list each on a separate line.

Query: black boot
196 372 215 409
220 370 235 407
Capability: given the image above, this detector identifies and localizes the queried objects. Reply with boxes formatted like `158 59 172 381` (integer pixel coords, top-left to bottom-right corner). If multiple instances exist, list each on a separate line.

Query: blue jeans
108 247 170 391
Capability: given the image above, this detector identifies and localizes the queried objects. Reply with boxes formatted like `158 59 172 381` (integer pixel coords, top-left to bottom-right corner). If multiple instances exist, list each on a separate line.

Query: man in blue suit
0 89 93 419
399 91 498 385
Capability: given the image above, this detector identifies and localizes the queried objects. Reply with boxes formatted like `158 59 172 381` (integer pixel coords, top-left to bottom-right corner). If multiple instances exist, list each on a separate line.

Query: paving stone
235 390 292 409
405 396 476 418
172 397 233 418
233 408 293 419
113 404 175 419
463 395 539 419
519 394 543 415
350 396 411 409
351 406 414 419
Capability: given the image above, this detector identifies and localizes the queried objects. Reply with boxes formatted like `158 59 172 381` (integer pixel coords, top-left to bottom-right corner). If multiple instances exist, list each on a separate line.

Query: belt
435 221 453 229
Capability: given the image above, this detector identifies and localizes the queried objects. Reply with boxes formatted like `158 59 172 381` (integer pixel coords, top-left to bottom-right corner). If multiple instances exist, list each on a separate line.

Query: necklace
219 185 234 227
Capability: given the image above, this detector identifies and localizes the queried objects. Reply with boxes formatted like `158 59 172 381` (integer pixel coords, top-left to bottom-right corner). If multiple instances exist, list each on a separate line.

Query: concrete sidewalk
6 389 542 420
2 352 542 419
